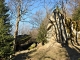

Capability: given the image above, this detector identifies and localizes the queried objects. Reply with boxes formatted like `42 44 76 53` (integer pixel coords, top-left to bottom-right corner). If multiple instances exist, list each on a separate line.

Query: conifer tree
0 0 13 59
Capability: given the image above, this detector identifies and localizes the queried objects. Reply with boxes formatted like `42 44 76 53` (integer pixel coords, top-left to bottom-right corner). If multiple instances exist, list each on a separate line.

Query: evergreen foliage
37 22 47 45
72 7 80 20
72 6 80 31
0 0 13 59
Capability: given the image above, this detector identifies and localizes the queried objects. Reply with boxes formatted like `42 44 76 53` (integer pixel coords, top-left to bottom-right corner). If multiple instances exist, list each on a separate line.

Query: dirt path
26 40 69 60
13 39 80 60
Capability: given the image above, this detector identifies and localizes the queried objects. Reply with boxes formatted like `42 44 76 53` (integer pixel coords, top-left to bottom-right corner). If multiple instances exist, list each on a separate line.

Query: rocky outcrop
47 9 67 44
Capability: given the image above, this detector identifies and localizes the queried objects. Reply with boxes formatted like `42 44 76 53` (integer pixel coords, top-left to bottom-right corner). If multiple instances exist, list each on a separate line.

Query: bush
37 22 47 45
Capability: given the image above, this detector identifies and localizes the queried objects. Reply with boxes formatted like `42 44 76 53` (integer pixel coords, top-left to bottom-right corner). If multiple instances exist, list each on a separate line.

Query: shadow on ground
12 40 80 60
63 42 80 60
13 49 37 60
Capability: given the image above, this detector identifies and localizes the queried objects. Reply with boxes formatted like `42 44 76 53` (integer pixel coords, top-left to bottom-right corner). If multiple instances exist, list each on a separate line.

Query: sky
5 0 66 35
5 0 56 35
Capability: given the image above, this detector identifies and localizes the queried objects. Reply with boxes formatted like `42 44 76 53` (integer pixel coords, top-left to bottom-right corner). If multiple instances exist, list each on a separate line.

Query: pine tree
0 0 13 59
37 21 47 45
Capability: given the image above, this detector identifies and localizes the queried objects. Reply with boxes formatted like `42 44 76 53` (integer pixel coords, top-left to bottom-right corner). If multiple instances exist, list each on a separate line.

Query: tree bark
14 5 21 52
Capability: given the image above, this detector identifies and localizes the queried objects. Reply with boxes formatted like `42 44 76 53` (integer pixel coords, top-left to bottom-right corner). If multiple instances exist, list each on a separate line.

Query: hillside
13 39 80 60
13 8 80 60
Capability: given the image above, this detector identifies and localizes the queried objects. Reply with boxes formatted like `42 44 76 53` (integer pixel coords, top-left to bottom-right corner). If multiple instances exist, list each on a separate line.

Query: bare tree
30 10 44 28
8 0 37 51
30 8 51 44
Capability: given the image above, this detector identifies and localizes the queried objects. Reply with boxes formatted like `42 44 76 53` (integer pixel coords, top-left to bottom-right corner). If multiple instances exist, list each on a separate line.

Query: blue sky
5 0 63 35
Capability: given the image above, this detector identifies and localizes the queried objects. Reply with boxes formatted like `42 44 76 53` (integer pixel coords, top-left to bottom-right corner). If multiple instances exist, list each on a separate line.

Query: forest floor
13 39 80 60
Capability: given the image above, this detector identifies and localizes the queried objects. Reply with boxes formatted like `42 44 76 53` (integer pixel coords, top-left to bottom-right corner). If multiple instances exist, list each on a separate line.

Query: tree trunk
14 5 21 52
76 21 79 45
